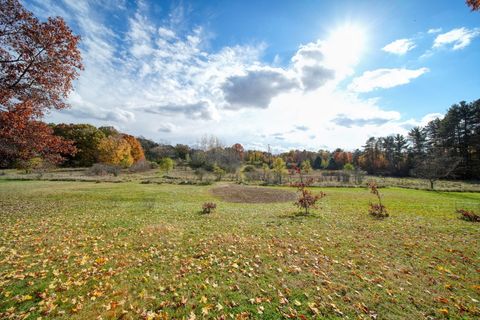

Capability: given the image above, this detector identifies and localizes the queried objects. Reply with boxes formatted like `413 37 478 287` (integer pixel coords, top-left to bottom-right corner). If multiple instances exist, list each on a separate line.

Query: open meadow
1 180 479 319
2 1 480 319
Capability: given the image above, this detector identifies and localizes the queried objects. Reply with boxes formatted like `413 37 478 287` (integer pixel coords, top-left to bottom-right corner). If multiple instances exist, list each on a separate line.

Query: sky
23 0 480 152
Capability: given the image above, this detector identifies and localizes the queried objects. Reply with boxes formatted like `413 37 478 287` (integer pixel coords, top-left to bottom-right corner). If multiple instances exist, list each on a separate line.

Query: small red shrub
457 209 480 222
202 202 217 214
368 181 388 218
291 166 326 215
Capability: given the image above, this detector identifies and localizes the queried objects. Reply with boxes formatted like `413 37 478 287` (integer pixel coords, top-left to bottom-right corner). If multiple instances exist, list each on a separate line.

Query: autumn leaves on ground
1 180 479 319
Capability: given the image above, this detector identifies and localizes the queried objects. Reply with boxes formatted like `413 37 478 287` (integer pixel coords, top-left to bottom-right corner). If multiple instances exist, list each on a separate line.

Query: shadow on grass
275 210 324 223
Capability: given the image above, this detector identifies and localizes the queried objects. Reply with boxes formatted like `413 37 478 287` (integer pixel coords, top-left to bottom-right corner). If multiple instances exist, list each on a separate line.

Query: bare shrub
87 163 121 176
129 160 153 173
368 181 388 218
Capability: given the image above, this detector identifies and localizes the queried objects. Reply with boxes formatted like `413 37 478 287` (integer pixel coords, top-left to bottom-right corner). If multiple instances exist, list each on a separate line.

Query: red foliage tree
466 0 480 11
232 143 245 160
0 103 75 167
0 0 83 167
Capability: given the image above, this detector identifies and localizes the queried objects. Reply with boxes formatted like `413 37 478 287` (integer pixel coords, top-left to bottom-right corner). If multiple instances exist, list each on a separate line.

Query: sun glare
326 24 366 67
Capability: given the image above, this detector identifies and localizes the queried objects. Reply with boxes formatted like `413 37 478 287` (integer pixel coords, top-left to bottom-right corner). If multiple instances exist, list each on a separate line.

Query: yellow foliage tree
122 134 145 162
272 157 287 184
98 135 133 167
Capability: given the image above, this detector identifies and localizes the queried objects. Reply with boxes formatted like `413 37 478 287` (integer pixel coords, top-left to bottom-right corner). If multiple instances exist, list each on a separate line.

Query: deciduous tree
52 123 105 167
159 157 174 174
0 104 75 167
122 134 145 163
466 0 480 11
0 0 82 166
411 150 460 190
98 135 133 167
272 158 287 184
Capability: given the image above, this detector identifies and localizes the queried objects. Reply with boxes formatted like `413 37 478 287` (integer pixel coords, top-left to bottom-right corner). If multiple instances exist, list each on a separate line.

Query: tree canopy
0 0 83 167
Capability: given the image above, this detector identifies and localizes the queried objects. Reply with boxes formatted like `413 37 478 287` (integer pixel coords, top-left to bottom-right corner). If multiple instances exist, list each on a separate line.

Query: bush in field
353 168 366 185
17 157 44 173
213 164 226 181
457 209 480 222
158 157 174 174
295 185 326 215
292 167 326 215
202 202 217 214
194 168 207 181
129 159 154 173
368 181 388 218
242 165 261 181
87 163 121 176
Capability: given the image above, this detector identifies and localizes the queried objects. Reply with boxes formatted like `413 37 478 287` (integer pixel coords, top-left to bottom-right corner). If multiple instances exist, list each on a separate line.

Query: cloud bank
25 0 441 150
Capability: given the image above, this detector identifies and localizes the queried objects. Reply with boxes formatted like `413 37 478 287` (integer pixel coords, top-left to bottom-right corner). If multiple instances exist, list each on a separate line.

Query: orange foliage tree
98 136 134 167
122 134 145 162
0 0 82 167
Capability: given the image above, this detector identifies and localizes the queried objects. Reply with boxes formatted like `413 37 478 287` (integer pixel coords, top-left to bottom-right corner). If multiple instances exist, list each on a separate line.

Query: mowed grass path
0 181 479 319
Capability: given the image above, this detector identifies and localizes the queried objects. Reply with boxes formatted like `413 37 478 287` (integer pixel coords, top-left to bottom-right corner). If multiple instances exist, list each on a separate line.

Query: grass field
0 180 479 319
2 167 480 192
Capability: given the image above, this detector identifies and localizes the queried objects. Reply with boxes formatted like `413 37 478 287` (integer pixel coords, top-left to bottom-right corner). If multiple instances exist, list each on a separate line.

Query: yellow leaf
201 306 210 315
187 311 196 320
20 295 33 302
438 308 449 315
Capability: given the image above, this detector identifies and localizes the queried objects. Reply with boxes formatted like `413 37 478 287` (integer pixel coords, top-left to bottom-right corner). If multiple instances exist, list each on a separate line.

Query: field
1 167 480 192
0 180 479 319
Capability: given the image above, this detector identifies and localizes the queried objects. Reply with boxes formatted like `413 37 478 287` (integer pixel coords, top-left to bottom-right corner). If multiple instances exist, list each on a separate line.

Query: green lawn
0 180 479 319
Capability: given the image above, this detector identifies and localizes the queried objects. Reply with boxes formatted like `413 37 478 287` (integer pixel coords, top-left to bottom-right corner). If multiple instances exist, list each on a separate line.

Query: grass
0 180 479 319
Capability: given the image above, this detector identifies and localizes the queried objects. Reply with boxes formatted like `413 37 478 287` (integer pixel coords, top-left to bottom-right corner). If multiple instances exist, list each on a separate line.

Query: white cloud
158 27 175 39
427 28 442 34
382 38 416 55
25 0 439 150
348 68 429 93
157 123 176 133
433 27 480 50
400 113 444 130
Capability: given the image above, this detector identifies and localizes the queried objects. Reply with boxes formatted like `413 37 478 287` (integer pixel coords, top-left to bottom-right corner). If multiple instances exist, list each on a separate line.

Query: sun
325 24 367 68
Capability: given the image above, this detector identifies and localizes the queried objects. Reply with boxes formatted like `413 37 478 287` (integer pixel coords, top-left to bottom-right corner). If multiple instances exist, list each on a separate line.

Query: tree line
1 98 479 183
356 99 479 180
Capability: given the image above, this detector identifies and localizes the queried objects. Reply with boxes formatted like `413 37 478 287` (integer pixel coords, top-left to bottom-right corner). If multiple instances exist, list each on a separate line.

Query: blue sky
23 0 480 151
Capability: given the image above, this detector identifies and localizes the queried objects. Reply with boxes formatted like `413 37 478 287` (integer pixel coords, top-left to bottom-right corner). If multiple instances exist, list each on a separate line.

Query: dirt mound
211 184 296 203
